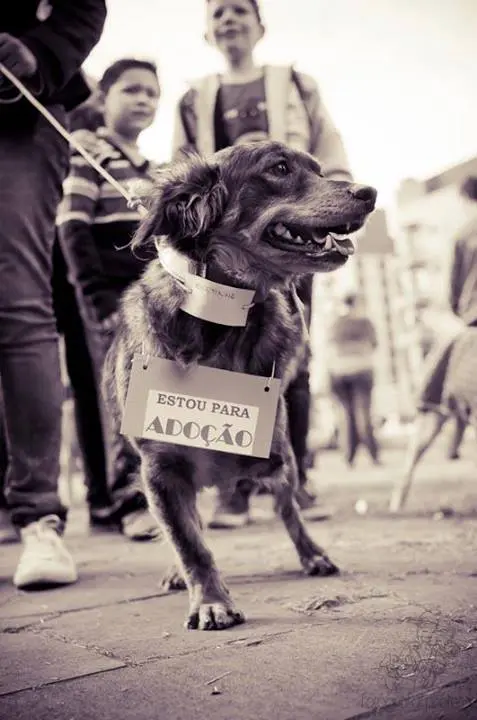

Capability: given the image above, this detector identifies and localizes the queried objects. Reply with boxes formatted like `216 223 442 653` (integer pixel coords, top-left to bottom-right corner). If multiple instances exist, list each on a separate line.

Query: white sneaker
13 515 78 589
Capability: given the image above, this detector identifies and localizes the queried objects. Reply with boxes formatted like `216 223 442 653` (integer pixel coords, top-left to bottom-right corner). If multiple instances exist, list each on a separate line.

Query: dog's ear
132 156 227 248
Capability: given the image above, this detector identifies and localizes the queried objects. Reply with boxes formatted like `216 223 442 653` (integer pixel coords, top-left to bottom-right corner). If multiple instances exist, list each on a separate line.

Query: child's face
206 0 264 61
103 68 160 139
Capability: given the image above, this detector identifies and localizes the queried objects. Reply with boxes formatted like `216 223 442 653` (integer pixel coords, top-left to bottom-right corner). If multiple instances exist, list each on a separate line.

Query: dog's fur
104 141 376 630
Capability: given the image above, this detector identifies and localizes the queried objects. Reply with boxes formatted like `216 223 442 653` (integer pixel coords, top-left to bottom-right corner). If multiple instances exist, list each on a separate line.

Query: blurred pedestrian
0 1 106 588
172 0 353 528
327 292 380 466
57 58 162 541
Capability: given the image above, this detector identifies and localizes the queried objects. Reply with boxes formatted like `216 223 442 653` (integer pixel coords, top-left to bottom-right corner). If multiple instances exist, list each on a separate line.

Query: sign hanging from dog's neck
157 243 255 327
121 355 281 458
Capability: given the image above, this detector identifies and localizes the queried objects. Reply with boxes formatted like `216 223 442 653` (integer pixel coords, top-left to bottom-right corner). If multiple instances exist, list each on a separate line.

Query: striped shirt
57 128 156 321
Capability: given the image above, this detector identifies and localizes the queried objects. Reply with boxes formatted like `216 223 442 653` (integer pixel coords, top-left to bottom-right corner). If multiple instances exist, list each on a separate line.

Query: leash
0 63 148 217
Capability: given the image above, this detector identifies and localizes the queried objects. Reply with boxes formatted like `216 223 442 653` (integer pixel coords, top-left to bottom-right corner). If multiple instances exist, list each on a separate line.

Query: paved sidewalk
1 443 477 720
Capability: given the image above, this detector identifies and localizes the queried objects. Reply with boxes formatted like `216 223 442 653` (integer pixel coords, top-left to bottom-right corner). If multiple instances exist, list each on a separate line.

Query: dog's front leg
140 450 245 630
274 479 339 576
264 401 339 576
268 415 339 576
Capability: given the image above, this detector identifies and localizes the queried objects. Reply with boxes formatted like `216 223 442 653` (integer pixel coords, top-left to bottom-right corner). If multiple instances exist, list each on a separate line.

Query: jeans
330 370 379 465
52 240 110 511
79 298 147 519
0 110 69 527
286 366 312 481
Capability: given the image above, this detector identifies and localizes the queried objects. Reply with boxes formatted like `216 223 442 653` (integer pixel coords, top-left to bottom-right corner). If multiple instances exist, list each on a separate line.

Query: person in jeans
327 292 380 466
0 1 106 588
172 0 352 528
57 58 162 541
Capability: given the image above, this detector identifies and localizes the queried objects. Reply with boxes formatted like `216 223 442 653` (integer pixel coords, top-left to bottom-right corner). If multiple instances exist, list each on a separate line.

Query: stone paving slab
0 614 475 720
0 629 124 696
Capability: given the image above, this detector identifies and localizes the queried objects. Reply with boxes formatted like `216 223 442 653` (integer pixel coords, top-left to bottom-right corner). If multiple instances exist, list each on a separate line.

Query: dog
103 141 377 630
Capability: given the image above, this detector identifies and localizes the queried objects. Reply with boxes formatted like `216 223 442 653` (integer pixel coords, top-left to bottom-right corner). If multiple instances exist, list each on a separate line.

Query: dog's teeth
311 231 326 245
273 222 293 239
324 235 334 251
293 235 305 244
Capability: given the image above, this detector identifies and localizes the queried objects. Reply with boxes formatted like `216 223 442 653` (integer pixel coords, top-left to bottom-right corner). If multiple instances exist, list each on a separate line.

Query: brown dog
103 141 377 630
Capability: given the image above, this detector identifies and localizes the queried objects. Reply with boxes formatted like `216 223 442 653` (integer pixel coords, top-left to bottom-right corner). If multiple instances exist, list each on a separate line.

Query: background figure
172 0 353 529
327 292 380 467
57 58 161 541
0 1 106 589
390 175 477 511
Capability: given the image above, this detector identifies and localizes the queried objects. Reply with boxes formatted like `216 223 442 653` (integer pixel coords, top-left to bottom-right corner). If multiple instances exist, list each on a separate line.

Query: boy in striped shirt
57 58 161 540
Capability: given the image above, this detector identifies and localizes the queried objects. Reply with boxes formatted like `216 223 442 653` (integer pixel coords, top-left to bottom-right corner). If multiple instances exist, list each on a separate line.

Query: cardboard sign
158 246 255 326
121 355 281 458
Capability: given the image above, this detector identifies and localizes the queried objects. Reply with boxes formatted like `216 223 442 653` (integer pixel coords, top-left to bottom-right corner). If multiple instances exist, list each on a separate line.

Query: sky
84 0 477 207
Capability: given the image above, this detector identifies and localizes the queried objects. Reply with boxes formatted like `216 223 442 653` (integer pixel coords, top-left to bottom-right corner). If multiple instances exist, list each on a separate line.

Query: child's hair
98 58 159 95
69 98 104 132
206 0 262 23
460 176 477 202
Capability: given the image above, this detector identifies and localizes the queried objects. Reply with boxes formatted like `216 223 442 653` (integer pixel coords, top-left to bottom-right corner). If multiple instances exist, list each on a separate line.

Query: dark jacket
449 219 477 327
0 1 106 131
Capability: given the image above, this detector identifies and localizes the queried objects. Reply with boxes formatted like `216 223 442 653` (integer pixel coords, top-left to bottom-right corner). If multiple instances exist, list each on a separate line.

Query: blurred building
392 155 477 388
394 155 477 304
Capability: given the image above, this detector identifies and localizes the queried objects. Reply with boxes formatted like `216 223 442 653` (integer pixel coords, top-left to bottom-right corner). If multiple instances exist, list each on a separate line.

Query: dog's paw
301 554 340 577
161 567 187 592
186 603 245 631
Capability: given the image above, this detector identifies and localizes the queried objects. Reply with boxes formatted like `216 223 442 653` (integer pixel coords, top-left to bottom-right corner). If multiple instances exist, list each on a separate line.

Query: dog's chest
175 298 303 379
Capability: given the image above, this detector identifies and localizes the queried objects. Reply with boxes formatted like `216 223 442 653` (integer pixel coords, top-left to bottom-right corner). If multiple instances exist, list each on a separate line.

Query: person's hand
0 34 38 79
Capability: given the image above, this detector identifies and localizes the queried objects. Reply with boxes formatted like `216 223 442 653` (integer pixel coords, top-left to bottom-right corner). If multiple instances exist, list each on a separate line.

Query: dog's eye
272 161 291 176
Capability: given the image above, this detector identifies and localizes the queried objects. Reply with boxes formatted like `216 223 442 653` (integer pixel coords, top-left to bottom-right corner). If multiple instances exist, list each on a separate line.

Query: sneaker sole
14 566 78 590
14 574 78 590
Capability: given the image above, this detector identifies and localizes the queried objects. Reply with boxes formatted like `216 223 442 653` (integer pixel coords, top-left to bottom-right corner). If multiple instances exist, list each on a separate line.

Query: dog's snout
348 184 377 206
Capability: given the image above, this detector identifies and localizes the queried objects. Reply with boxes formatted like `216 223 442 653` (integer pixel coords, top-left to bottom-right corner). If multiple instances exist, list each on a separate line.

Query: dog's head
133 141 377 282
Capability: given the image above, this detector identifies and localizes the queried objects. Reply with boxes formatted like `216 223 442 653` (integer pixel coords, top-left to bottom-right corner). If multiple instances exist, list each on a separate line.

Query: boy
173 0 353 528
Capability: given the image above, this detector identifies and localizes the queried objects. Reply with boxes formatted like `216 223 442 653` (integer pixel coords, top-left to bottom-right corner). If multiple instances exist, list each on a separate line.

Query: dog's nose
348 184 377 206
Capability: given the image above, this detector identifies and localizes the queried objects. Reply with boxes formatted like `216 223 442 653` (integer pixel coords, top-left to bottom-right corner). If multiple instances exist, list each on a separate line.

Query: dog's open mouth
265 221 363 257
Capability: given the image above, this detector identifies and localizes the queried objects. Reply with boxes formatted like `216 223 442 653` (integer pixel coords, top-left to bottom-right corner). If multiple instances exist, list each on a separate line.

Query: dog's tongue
311 230 355 256
329 234 355 256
